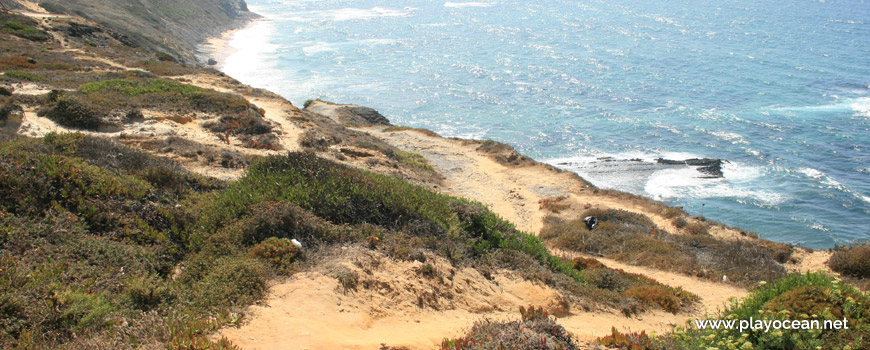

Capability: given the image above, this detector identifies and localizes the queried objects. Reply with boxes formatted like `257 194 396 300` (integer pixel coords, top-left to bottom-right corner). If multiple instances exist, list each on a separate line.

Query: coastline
197 18 261 70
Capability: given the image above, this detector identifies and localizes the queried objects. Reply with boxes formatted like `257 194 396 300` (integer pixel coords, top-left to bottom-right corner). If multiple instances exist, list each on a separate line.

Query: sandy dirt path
219 126 755 349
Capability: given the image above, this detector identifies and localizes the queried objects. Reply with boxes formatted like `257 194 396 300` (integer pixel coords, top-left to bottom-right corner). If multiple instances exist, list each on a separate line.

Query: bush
394 150 435 172
3 70 44 82
441 311 579 350
191 256 269 310
1 20 49 41
829 243 870 278
666 272 870 350
41 94 104 129
123 275 173 311
572 256 605 270
671 217 687 228
684 221 708 235
247 237 300 269
624 285 681 313
661 207 684 219
596 327 654 350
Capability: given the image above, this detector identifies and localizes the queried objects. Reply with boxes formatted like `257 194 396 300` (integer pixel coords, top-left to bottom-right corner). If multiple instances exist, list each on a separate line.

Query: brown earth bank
1 3 858 350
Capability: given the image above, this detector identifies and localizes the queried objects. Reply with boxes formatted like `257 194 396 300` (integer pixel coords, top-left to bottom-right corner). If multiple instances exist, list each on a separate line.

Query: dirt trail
218 250 733 350
218 126 757 349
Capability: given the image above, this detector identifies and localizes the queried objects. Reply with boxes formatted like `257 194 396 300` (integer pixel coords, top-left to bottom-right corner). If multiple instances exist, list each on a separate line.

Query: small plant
829 243 870 278
539 195 570 213
671 217 687 229
572 256 606 270
247 237 300 269
683 221 708 235
519 305 549 321
394 150 435 172
421 263 435 277
595 327 654 350
623 285 681 313
661 207 684 219
383 125 413 132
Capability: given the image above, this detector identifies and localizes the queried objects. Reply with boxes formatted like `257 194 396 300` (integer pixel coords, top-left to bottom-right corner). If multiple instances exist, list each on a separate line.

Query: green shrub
41 94 104 129
1 20 48 41
155 52 176 62
672 217 687 228
191 256 269 310
123 275 174 311
829 243 870 278
3 70 44 82
394 150 435 172
247 237 300 269
78 78 254 115
57 289 116 332
666 272 870 350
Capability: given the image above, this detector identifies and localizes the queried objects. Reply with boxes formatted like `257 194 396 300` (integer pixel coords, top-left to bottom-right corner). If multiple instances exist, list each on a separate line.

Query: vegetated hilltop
37 0 257 63
1 2 869 350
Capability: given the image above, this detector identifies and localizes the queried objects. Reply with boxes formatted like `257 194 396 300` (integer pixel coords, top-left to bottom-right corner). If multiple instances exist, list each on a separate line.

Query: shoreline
191 8 834 253
197 17 263 70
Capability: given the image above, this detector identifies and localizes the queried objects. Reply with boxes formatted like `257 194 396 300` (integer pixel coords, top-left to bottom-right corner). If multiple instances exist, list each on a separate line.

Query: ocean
218 0 870 249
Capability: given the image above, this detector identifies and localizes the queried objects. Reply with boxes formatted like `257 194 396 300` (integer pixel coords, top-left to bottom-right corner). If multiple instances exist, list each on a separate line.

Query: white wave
289 7 413 22
772 97 870 117
798 168 870 204
302 42 335 54
850 97 870 117
798 167 824 179
644 165 786 205
710 131 747 144
444 2 494 8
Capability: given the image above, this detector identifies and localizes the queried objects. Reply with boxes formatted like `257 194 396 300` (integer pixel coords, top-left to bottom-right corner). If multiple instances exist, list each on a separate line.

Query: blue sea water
221 0 870 248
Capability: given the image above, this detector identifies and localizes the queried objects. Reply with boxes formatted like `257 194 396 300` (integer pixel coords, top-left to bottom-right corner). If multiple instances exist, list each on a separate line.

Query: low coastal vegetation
434 273 870 350
0 134 697 348
542 208 792 286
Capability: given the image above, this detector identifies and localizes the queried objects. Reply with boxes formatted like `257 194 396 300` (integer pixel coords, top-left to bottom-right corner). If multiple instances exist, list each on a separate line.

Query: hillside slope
37 0 257 63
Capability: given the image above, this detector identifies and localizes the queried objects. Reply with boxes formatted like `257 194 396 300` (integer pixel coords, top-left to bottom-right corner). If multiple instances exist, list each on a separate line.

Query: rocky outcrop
657 158 727 178
304 100 392 126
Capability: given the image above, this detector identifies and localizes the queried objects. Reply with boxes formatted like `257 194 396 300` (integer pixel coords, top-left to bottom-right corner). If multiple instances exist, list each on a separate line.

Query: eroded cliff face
31 0 258 63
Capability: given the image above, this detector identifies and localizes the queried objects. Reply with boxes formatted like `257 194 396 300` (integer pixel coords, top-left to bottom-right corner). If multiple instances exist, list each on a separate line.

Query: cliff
37 0 257 63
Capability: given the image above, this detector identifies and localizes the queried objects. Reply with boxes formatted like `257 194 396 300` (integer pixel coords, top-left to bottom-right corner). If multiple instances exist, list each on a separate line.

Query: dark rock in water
207 58 218 65
656 158 727 178
345 106 391 125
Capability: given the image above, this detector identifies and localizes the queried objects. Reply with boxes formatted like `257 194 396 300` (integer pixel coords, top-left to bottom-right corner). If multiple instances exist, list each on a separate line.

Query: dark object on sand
584 216 598 230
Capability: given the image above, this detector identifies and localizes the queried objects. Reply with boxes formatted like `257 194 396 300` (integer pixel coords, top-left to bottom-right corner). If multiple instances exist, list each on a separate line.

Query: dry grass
541 209 789 286
829 243 870 278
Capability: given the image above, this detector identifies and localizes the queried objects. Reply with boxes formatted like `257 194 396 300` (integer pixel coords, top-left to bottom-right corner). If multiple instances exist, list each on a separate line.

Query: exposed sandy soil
218 249 742 350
